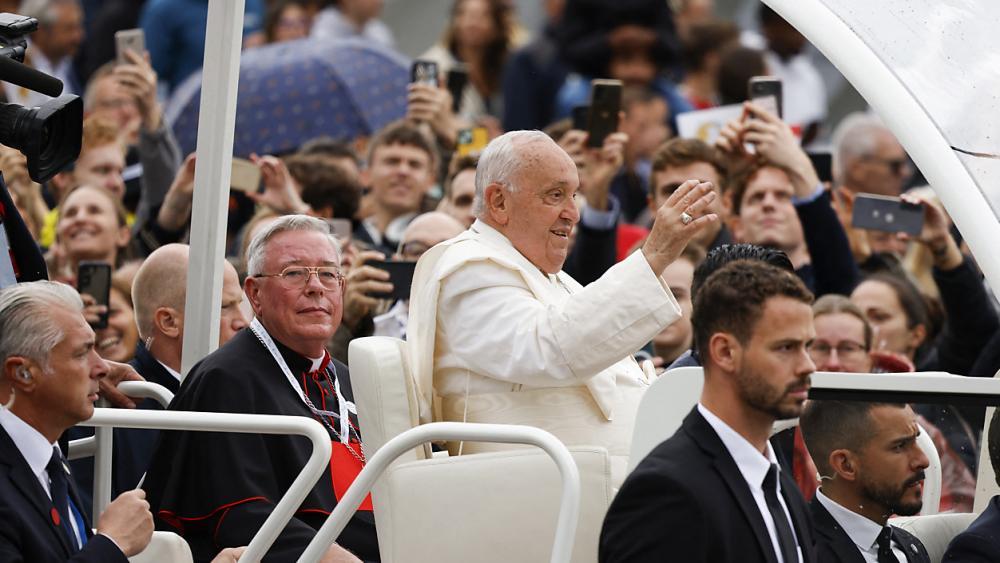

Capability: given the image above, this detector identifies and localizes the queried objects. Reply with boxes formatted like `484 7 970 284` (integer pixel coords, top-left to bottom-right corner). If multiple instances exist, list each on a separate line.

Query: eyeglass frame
252 265 345 289
806 339 870 361
861 154 911 177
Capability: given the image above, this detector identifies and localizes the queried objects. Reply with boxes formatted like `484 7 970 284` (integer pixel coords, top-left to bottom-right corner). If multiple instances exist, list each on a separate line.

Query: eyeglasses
863 155 910 177
807 340 869 361
254 266 344 289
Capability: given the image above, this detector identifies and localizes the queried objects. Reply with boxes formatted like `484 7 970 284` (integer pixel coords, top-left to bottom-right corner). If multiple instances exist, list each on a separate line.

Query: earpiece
17 368 30 381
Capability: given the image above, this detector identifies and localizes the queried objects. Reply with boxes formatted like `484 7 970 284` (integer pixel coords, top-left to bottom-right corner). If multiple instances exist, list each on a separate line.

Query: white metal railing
299 422 581 563
80 409 331 563
71 381 176 516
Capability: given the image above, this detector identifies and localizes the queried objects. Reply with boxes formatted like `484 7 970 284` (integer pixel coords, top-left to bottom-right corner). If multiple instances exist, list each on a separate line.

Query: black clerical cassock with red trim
142 329 379 562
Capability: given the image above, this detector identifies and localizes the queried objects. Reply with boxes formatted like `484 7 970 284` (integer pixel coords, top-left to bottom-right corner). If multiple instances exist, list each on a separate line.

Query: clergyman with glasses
142 215 376 563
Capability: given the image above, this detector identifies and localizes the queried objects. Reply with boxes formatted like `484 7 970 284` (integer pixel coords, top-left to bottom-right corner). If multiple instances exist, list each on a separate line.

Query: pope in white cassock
408 130 718 483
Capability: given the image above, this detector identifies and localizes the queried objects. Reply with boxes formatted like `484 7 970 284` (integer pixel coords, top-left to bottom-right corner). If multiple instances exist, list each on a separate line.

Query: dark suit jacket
942 495 1000 562
0 425 127 562
810 497 929 563
599 407 816 563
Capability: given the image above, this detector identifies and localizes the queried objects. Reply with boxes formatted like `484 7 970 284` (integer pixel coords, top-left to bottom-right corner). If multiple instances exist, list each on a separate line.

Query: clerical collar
267 330 314 374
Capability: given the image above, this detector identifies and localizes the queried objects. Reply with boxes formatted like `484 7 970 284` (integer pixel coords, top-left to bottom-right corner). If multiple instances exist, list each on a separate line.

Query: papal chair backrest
349 336 426 462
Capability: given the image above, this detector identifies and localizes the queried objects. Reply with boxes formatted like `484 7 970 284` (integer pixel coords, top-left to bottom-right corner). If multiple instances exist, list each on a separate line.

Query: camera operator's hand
899 192 963 271
830 186 872 263
247 154 312 215
342 250 391 331
407 82 464 148
157 153 197 232
79 292 109 330
96 489 153 557
115 50 162 133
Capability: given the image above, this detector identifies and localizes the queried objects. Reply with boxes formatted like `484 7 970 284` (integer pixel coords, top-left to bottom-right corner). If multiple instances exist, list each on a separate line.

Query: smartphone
806 151 833 184
115 28 145 65
230 157 261 193
748 76 782 119
586 79 622 148
446 65 468 112
571 105 589 131
456 127 488 156
410 60 439 86
366 260 417 301
78 261 112 329
851 193 924 236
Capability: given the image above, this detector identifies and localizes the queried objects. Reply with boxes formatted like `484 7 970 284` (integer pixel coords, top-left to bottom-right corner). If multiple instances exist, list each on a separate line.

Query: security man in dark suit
0 281 153 562
943 408 1000 562
600 260 817 562
800 400 931 563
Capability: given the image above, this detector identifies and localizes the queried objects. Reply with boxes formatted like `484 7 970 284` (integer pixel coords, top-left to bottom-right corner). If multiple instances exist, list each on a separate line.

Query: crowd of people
0 0 998 562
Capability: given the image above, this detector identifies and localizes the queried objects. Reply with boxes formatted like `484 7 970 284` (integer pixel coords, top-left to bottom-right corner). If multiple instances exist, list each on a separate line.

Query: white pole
181 0 246 376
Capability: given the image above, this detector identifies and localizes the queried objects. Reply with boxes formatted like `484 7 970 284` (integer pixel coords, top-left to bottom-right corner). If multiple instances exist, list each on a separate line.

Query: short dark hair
367 120 439 172
691 243 794 301
691 260 813 360
717 45 767 106
800 400 908 475
682 20 740 73
989 408 1000 487
284 154 360 219
650 138 728 199
443 153 478 201
298 136 360 165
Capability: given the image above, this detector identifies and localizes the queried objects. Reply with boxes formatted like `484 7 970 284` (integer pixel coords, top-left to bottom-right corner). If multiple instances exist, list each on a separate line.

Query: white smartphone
115 28 145 65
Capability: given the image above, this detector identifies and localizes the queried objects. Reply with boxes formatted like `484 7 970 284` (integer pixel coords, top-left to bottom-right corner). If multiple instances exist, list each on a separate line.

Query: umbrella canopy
166 37 410 157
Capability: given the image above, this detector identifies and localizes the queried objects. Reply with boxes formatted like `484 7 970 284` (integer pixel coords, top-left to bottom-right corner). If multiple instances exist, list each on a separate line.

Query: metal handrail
299 422 581 563
88 382 177 516
81 409 332 563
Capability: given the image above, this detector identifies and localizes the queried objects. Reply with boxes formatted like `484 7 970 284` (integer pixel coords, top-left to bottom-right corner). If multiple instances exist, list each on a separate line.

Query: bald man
72 244 249 503
373 212 466 339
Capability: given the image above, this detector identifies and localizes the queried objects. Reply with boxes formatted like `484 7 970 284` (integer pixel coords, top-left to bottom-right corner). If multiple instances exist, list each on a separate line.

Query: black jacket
943 495 1000 562
600 407 816 563
810 497 929 563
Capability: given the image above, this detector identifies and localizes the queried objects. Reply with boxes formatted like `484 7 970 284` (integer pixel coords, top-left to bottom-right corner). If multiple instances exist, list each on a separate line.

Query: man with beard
800 401 931 563
600 260 817 563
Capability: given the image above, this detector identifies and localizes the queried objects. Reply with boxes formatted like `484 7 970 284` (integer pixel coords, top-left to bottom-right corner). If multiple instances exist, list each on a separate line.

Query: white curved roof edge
764 0 1000 301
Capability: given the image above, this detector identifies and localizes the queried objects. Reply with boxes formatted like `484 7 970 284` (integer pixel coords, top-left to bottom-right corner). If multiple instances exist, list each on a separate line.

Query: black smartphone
748 76 782 119
78 261 112 329
367 260 417 301
586 79 622 148
806 151 833 184
446 65 468 112
571 105 589 131
410 59 439 86
851 194 924 236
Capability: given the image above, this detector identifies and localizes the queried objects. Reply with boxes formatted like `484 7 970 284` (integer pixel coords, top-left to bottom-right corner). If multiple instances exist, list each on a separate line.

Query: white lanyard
249 318 355 444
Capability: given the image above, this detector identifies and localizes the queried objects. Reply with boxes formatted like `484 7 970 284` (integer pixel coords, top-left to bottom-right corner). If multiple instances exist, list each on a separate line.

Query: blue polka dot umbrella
165 37 410 157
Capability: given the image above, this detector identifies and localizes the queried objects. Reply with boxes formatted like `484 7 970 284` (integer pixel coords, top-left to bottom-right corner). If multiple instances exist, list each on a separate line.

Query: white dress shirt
698 403 803 563
156 359 182 384
815 490 908 563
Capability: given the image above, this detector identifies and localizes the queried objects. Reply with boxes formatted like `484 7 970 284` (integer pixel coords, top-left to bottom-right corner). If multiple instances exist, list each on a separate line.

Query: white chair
889 513 978 563
129 531 193 563
349 336 615 563
629 367 943 514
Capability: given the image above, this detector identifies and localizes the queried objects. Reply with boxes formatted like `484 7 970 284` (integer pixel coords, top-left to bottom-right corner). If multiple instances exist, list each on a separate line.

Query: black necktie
877 526 897 563
47 447 80 552
763 464 798 563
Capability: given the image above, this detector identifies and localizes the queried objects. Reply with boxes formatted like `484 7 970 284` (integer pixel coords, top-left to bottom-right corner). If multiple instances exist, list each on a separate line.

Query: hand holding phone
586 79 622 148
78 261 112 329
115 29 145 66
851 193 924 236
747 76 782 119
365 260 417 301
411 60 439 86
